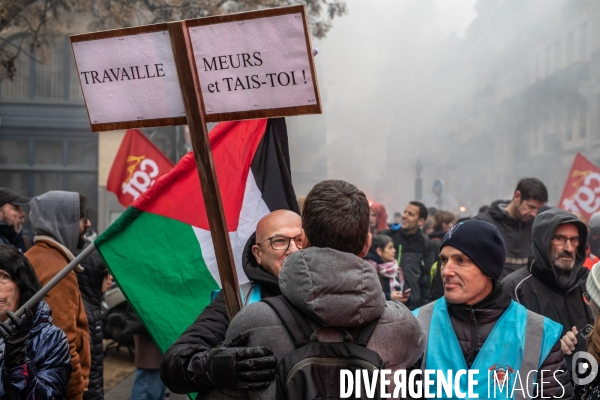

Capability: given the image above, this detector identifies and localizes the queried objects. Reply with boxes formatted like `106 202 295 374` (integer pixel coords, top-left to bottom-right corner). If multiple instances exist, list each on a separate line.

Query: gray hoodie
204 247 425 399
29 190 80 253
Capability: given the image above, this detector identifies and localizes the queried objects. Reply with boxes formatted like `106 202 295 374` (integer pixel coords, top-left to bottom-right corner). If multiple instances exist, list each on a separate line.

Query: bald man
161 210 302 395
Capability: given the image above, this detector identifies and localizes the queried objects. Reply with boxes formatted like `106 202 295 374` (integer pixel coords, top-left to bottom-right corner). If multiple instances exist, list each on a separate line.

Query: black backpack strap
261 296 316 348
353 317 380 347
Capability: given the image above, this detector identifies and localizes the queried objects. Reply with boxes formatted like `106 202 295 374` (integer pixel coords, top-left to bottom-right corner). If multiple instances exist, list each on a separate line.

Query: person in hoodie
414 220 572 398
160 209 301 394
503 208 594 371
0 244 71 399
25 191 91 400
475 177 548 279
208 179 425 399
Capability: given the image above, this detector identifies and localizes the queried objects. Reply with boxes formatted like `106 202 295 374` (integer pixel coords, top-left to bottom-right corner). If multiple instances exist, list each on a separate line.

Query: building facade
390 0 600 212
0 36 99 234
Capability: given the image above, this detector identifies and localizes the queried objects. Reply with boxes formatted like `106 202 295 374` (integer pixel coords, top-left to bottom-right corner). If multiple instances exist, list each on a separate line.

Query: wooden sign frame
70 24 187 132
185 5 322 123
70 5 321 130
70 5 320 319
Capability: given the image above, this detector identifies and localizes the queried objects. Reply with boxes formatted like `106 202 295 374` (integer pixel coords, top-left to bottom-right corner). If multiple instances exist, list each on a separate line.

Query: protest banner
65 5 320 319
70 24 187 132
186 7 321 122
559 153 600 219
107 129 175 207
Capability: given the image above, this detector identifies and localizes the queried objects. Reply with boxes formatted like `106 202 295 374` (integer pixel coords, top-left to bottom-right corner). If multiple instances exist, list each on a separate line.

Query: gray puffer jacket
201 247 426 400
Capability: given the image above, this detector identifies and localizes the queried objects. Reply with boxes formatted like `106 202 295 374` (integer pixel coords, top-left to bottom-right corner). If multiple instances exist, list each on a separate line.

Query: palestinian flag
95 118 299 352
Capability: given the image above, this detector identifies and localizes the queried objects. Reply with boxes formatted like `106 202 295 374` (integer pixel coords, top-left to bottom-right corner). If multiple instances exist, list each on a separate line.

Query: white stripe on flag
192 171 270 287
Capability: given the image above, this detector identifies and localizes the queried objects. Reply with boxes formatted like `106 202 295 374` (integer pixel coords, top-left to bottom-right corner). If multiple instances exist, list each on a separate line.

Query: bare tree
0 0 346 80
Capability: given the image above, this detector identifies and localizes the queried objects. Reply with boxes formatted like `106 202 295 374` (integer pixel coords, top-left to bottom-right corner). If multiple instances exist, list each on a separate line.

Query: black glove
0 308 34 369
188 331 277 390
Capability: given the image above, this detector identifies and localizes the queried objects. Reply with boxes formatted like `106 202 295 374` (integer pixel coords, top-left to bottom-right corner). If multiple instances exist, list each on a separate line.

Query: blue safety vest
413 299 562 399
210 281 262 306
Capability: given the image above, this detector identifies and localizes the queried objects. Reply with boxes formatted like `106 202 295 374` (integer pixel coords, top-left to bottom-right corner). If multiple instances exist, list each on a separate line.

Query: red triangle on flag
132 119 268 231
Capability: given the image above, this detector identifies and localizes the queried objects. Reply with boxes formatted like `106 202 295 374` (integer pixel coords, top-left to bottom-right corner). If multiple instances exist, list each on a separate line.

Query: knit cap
587 262 600 307
440 220 506 283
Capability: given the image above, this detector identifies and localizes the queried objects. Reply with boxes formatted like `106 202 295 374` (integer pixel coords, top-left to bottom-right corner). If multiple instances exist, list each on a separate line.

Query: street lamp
415 159 423 200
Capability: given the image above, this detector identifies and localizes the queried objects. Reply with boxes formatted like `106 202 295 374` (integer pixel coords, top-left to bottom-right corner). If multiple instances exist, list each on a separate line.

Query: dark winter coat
364 247 413 309
426 232 444 302
160 234 282 394
26 191 91 400
447 284 573 398
0 221 27 253
379 227 435 309
576 373 600 399
503 208 593 370
475 200 533 279
429 261 444 302
0 300 72 399
75 245 106 400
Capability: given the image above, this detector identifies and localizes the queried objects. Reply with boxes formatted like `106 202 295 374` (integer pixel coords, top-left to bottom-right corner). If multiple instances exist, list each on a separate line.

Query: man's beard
77 229 87 249
552 250 575 272
516 206 532 223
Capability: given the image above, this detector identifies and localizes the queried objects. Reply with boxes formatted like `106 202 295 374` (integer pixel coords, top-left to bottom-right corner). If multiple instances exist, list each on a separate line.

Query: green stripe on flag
96 207 219 353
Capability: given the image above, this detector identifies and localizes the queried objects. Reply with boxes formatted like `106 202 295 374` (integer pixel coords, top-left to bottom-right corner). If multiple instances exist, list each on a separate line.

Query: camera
579 324 594 341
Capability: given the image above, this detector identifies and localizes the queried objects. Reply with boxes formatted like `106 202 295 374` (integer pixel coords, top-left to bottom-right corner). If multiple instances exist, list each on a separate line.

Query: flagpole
168 20 243 319
0 243 96 333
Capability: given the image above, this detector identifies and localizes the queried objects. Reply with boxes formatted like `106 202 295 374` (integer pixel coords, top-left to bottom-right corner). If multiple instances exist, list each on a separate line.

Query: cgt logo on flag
121 155 161 200
559 153 600 219
107 129 174 208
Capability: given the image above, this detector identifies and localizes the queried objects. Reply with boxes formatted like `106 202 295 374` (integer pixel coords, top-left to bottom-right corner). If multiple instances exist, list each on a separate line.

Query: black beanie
440 220 506 283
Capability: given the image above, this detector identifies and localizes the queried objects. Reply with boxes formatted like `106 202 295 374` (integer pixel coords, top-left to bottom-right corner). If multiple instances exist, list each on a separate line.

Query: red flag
107 129 174 208
559 153 600 219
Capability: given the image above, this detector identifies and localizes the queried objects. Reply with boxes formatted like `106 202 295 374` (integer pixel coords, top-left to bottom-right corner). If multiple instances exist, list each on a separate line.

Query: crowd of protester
5 175 600 399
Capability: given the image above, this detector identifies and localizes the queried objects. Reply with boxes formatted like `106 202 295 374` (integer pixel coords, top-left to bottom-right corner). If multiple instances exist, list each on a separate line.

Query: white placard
188 13 317 115
72 31 186 125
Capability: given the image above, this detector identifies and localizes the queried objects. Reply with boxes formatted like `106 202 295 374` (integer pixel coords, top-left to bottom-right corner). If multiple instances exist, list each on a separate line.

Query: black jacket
475 200 533 279
363 247 413 308
160 234 281 394
75 245 106 400
379 227 435 309
427 233 444 302
503 208 593 370
448 284 572 398
0 222 27 253
429 261 444 302
0 300 72 399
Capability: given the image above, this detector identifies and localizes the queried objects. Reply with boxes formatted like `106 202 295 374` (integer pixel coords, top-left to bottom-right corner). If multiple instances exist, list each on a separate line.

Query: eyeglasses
552 235 580 247
257 235 303 251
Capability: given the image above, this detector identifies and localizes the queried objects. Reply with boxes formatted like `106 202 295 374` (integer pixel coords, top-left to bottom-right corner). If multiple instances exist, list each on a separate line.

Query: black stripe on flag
251 118 300 214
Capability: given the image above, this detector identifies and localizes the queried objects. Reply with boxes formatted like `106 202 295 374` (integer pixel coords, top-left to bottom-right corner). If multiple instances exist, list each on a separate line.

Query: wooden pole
167 20 242 319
